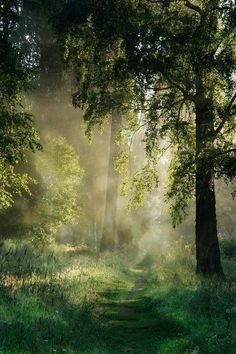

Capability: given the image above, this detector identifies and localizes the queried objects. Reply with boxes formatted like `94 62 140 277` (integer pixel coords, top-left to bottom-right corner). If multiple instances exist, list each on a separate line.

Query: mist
1 1 236 352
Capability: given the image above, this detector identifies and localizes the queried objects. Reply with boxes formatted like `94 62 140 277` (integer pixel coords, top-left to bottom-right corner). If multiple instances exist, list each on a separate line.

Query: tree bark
100 110 121 251
195 96 224 276
195 169 223 275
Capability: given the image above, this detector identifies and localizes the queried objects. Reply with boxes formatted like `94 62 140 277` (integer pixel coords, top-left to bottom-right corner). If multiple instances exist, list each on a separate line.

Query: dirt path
99 268 159 354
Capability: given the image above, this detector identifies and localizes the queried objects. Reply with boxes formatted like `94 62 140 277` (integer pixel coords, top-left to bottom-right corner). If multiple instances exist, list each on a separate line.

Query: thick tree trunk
100 111 121 251
195 97 224 276
195 169 223 275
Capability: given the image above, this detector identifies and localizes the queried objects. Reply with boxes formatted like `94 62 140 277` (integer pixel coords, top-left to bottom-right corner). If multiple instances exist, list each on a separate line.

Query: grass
145 238 236 354
0 242 133 353
0 238 236 353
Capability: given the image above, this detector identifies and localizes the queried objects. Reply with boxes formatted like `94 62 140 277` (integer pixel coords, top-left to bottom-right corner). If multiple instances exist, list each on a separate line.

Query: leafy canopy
52 0 236 223
0 0 41 210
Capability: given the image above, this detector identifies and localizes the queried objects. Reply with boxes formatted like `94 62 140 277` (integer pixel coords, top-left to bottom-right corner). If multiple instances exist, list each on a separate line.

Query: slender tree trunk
100 110 121 251
195 96 224 276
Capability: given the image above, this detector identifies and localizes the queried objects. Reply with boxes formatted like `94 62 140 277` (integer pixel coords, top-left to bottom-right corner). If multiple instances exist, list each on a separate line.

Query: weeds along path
99 266 159 354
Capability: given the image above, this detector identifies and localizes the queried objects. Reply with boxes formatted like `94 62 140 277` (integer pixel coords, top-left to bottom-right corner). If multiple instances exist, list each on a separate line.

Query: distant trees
29 137 84 247
101 111 122 250
52 0 236 276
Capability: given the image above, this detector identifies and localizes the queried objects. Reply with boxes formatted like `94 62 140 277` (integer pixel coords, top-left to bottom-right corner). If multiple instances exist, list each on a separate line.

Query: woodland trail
99 266 161 354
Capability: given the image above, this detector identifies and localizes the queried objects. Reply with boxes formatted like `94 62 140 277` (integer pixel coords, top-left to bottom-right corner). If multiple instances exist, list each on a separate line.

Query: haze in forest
0 1 236 353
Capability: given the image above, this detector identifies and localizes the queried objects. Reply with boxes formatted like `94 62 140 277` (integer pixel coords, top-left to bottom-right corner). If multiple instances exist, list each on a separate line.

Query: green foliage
167 147 195 227
32 137 84 242
28 226 54 250
115 112 160 209
115 150 130 194
115 150 159 209
0 160 34 210
52 0 236 224
0 1 41 210
127 164 159 209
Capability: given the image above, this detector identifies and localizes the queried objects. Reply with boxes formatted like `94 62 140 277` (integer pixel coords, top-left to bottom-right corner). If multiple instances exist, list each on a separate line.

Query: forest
0 0 236 353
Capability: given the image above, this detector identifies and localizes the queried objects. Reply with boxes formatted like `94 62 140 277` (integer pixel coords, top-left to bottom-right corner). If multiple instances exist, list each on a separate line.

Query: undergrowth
146 237 236 354
0 238 236 353
0 241 134 354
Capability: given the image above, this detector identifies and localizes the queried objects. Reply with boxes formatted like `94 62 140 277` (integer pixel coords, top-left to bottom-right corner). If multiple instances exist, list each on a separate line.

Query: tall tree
21 0 64 112
52 0 236 276
101 110 122 251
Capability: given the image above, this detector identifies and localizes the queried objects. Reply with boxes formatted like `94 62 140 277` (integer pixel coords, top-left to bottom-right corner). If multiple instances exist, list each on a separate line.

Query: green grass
0 239 236 353
0 242 134 353
145 239 236 354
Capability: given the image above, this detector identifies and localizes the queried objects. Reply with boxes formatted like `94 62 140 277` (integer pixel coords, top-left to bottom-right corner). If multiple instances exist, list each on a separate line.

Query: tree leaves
0 1 41 210
52 0 236 224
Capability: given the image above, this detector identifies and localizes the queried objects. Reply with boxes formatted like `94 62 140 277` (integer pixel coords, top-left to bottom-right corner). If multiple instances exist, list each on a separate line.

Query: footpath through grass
0 239 236 353
98 266 160 354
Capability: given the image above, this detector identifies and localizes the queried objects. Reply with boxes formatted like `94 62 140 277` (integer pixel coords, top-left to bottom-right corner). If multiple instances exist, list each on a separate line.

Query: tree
21 0 64 119
28 137 84 246
101 110 122 251
0 0 41 211
52 0 236 276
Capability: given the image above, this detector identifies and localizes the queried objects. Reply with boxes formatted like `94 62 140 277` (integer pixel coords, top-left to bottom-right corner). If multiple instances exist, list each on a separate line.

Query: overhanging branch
185 1 202 15
214 92 236 136
162 74 195 101
148 0 202 15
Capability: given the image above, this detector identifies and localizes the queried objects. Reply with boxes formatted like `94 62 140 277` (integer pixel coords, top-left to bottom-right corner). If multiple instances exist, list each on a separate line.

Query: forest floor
0 240 236 353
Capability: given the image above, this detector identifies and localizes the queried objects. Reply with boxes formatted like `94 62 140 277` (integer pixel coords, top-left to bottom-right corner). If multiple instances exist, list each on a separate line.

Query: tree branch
147 86 174 91
163 74 195 101
185 1 202 15
148 0 172 3
214 92 236 137
226 148 236 154
148 0 203 15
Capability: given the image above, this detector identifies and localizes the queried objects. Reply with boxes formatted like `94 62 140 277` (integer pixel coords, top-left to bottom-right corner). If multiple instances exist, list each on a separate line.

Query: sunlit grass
0 238 236 353
0 242 134 353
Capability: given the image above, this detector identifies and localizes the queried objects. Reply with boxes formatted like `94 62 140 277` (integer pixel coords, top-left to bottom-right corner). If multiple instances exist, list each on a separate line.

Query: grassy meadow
0 239 235 354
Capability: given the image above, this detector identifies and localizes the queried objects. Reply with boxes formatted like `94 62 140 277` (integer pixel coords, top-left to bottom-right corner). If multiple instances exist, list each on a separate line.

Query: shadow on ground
1 257 235 354
97 267 187 354
0 266 187 353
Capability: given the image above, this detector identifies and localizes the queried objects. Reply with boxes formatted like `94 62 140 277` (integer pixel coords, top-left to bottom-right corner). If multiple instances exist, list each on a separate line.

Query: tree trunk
100 111 121 251
195 97 224 276
195 169 223 275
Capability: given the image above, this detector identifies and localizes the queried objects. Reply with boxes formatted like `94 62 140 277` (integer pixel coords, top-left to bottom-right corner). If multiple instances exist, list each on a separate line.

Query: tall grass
145 237 236 354
0 241 134 353
0 237 236 353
